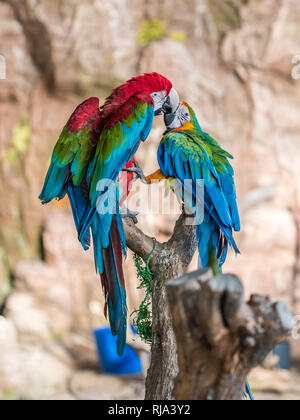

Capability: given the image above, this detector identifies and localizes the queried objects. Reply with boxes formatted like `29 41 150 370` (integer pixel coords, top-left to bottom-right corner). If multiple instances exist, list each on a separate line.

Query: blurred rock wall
0 0 300 398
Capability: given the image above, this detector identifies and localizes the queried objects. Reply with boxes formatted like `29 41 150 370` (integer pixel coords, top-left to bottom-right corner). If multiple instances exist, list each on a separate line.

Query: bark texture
124 216 294 400
167 269 295 400
124 214 197 400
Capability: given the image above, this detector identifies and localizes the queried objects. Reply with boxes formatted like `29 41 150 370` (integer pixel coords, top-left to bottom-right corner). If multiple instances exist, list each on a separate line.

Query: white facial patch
151 90 167 111
166 104 191 130
177 104 191 124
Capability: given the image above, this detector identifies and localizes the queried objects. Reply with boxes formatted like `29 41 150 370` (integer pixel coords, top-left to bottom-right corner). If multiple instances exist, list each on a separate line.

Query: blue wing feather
158 130 240 270
79 107 154 245
78 102 154 357
67 183 91 250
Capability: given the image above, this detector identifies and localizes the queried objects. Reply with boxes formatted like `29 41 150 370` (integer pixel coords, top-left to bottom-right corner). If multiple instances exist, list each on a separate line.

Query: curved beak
164 111 176 128
162 88 180 131
162 96 173 114
162 88 180 114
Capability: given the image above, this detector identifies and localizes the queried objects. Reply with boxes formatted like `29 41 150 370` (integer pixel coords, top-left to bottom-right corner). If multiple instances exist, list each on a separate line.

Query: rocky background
0 0 299 400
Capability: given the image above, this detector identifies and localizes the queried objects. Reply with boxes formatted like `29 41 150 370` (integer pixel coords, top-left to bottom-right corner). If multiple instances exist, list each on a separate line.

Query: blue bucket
93 327 143 375
273 342 291 371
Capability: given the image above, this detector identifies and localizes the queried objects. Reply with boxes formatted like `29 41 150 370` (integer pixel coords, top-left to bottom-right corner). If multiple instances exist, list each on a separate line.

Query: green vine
132 243 156 345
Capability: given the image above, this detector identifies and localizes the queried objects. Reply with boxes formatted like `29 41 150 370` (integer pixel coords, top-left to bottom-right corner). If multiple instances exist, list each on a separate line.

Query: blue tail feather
182 178 240 256
245 379 254 400
40 156 128 356
91 215 104 274
79 206 97 244
67 183 91 251
78 181 117 246
92 214 127 356
106 240 127 355
115 205 127 257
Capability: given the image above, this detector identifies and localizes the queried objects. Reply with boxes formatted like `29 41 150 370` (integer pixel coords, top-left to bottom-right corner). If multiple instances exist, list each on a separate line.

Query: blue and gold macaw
144 101 254 400
146 101 240 274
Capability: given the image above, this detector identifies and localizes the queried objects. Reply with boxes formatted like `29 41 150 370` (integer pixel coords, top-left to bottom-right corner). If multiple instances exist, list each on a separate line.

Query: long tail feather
245 379 254 400
92 215 127 356
67 183 91 251
183 179 240 256
79 206 97 245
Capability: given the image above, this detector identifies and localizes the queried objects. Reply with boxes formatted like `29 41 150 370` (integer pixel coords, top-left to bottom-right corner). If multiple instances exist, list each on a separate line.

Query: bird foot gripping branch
123 161 149 185
120 206 139 225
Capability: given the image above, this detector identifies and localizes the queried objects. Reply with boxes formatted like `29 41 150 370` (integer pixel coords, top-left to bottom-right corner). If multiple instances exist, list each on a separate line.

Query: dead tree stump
124 213 294 400
167 269 295 400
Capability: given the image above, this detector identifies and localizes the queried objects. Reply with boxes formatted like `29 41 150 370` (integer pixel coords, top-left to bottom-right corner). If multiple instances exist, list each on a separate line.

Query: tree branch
124 212 197 400
124 212 294 400
167 269 295 400
167 213 198 268
123 216 161 267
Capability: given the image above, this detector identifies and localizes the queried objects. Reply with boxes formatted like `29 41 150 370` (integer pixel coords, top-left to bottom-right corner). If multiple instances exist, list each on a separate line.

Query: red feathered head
126 72 172 96
105 73 172 106
102 72 179 121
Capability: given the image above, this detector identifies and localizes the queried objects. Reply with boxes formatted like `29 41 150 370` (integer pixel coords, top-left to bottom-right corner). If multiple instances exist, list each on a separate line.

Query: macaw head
124 72 180 116
151 87 179 116
164 101 202 132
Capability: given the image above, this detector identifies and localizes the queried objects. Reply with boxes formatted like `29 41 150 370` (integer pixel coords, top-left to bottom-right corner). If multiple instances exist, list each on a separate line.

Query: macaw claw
120 206 139 224
123 164 148 185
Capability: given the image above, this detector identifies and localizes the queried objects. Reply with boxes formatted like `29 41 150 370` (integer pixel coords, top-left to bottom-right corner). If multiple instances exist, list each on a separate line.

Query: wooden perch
123 213 294 400
167 269 295 400
123 213 197 400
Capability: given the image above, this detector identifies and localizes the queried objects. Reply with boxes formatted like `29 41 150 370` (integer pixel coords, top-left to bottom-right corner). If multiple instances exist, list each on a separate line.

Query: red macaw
39 73 179 354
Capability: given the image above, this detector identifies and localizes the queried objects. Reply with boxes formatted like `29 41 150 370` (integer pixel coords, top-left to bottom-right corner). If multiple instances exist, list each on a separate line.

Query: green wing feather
88 98 154 208
39 97 101 204
52 124 97 186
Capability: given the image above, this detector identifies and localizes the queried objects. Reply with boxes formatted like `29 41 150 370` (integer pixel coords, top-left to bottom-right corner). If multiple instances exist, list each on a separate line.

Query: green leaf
169 31 187 44
138 20 167 47
131 252 155 345
7 116 31 163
